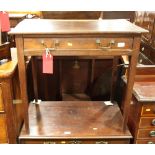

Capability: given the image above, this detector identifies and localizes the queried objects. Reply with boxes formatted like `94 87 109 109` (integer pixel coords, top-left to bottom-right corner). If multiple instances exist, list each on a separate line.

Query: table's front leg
16 35 29 132
123 37 141 130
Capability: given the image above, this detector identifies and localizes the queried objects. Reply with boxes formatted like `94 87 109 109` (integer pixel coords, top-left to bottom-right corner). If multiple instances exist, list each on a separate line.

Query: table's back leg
110 56 119 103
31 56 39 103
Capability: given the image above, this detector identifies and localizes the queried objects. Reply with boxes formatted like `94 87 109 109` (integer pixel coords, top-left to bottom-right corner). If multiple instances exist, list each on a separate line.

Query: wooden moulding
24 49 133 57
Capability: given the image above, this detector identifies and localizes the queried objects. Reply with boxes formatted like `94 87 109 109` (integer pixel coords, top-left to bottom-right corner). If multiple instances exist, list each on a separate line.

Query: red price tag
0 12 10 32
42 53 53 74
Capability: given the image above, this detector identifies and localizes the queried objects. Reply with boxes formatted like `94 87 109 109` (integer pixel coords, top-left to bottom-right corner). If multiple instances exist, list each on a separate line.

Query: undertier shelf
19 101 132 142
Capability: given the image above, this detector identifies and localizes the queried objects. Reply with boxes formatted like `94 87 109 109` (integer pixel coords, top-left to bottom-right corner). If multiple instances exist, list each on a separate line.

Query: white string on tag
45 48 51 58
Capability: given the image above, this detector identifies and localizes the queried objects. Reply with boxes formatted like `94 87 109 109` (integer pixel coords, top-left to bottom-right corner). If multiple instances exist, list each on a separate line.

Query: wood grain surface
9 19 148 35
19 101 132 139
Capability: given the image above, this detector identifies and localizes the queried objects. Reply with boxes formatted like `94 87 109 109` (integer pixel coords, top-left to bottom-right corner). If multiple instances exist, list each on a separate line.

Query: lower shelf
19 101 132 144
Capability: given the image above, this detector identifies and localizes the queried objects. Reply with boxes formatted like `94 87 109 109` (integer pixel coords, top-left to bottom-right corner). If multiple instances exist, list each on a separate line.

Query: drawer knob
148 141 154 144
151 119 155 126
149 130 155 137
96 141 108 144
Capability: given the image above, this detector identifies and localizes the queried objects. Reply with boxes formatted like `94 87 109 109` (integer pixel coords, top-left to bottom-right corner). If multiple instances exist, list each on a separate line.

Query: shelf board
19 101 132 140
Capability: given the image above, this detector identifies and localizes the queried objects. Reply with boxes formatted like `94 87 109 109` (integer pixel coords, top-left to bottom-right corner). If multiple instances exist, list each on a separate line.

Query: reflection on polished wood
19 101 132 143
9 19 147 35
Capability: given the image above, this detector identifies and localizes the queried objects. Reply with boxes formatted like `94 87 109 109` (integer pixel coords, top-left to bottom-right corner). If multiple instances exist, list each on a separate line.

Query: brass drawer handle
152 119 155 126
41 40 55 51
43 141 56 144
147 141 154 144
69 140 82 144
96 141 108 144
149 131 155 137
96 39 115 50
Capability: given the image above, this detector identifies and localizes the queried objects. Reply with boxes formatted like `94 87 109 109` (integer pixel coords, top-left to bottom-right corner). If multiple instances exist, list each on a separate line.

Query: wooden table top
19 101 132 139
9 19 148 35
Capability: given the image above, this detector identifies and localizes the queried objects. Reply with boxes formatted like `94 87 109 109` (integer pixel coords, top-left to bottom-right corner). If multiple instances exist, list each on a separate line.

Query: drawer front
138 129 155 139
141 104 155 116
24 38 133 50
136 139 155 144
139 117 155 128
20 139 130 144
0 85 4 112
0 114 8 143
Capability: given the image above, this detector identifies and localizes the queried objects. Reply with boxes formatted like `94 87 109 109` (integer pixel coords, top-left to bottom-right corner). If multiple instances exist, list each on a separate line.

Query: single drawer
0 114 8 143
141 104 155 116
0 85 4 112
19 138 130 144
139 117 155 128
137 129 155 139
136 139 155 144
24 38 133 50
